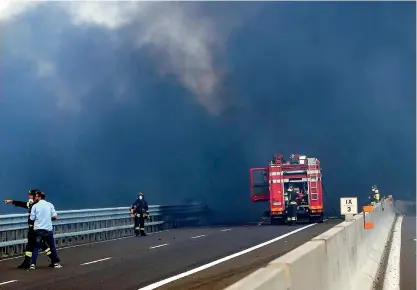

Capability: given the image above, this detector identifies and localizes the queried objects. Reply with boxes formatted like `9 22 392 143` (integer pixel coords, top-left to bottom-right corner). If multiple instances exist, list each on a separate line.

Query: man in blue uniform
3 189 52 269
130 192 150 237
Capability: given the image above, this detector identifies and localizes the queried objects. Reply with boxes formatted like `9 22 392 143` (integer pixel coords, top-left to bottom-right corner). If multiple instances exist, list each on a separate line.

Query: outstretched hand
3 200 12 204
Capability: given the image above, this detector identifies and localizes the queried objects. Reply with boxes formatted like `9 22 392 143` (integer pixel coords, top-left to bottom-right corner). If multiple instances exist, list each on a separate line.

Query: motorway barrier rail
0 203 208 259
226 199 396 290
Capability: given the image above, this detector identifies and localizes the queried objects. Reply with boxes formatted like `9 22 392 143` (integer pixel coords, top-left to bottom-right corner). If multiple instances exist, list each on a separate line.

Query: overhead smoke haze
1 1 243 114
0 2 415 222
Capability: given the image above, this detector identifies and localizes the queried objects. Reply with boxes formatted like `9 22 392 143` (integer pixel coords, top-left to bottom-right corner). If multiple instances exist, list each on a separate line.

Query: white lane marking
149 243 168 249
221 228 232 232
383 215 403 290
190 235 205 239
80 257 112 266
0 280 18 286
0 230 170 263
138 223 317 290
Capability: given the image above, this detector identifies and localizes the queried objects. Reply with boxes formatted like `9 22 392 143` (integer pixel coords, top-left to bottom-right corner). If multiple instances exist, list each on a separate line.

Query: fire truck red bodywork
249 154 324 224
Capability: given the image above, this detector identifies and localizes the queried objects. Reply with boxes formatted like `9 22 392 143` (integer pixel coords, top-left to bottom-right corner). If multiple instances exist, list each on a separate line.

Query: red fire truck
250 153 324 224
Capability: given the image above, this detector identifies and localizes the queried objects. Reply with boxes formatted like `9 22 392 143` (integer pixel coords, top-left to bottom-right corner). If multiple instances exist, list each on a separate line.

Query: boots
140 230 147 236
17 256 31 269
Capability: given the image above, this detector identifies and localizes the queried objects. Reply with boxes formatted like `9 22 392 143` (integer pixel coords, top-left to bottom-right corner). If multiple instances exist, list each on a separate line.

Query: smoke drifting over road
0 2 415 222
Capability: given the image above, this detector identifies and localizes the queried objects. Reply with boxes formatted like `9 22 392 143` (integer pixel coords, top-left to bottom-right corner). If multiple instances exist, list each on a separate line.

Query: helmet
28 189 40 195
138 192 144 197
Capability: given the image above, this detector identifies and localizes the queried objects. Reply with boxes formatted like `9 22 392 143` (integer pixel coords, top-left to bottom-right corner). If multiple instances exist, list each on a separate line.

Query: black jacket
131 198 149 214
12 200 35 227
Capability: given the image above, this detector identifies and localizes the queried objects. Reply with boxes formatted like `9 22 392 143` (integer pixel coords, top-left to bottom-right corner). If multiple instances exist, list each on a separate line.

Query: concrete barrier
225 200 395 290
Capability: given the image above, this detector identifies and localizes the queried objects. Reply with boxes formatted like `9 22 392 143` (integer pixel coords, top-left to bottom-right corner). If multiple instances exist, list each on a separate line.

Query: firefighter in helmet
285 185 298 225
373 187 380 204
3 189 53 269
369 185 376 205
369 185 381 205
130 192 150 237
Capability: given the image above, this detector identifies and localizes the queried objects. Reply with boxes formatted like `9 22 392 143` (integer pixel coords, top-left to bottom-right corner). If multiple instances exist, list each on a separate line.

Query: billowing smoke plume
0 2 415 222
1 1 250 114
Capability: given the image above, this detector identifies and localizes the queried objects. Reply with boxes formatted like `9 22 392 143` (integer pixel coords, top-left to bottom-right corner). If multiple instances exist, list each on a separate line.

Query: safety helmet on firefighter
28 189 40 204
28 189 40 195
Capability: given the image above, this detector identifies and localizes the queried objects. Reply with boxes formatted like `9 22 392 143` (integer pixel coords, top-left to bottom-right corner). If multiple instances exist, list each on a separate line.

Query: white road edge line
190 235 205 239
138 223 317 290
0 230 170 263
383 215 403 290
0 280 18 286
221 228 232 232
80 257 112 266
149 243 169 249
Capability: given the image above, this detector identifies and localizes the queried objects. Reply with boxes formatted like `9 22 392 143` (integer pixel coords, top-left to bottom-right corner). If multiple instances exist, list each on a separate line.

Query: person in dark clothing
286 189 298 225
369 185 380 205
3 189 52 269
130 192 150 237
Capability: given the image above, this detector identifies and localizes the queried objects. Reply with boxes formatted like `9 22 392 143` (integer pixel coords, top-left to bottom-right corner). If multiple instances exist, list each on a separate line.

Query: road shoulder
400 216 416 290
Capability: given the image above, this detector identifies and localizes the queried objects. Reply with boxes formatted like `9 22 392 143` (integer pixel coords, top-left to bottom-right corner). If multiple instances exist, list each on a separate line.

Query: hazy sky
0 2 415 221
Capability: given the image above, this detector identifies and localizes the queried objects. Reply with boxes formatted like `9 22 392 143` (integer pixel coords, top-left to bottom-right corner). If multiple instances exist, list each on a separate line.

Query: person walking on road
29 191 62 270
130 192 150 237
3 189 53 269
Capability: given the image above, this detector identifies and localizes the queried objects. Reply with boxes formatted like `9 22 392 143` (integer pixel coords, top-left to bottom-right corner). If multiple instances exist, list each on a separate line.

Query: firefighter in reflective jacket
130 192 149 237
369 185 381 205
286 189 298 225
3 189 52 269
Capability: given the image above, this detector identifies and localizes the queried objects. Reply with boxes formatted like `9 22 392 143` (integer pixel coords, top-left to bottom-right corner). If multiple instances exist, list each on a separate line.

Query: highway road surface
0 220 341 290
400 215 416 290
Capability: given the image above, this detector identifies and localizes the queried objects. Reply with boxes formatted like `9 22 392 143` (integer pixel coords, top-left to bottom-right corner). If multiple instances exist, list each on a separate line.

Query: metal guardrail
0 203 208 259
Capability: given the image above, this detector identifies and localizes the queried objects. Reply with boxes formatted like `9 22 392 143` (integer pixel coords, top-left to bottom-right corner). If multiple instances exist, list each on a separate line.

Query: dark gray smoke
0 2 415 222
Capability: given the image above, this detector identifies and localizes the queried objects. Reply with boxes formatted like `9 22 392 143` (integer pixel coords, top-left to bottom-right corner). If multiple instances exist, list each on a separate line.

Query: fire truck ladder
308 159 319 201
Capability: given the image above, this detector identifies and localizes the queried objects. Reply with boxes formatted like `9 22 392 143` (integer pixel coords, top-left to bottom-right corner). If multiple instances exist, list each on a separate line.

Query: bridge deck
0 221 339 290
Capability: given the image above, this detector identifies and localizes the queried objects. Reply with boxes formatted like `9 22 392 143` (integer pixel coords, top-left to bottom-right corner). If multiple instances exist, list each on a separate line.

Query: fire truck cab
250 153 324 224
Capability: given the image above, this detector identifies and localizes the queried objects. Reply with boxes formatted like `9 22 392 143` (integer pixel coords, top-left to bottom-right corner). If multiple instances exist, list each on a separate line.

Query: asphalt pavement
0 220 341 290
400 216 416 290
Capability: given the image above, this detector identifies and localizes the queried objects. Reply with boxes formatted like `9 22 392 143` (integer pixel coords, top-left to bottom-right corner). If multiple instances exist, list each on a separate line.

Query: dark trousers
134 213 146 236
20 228 50 266
31 229 60 265
287 203 298 222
